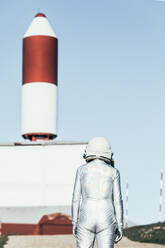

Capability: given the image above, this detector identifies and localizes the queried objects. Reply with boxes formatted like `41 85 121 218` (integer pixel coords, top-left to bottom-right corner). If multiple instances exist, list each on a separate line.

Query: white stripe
24 17 56 38
160 181 163 188
21 83 57 135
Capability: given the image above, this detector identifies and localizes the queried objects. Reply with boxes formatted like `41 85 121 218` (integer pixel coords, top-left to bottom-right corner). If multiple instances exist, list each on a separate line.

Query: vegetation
0 234 8 248
123 221 165 245
0 232 18 248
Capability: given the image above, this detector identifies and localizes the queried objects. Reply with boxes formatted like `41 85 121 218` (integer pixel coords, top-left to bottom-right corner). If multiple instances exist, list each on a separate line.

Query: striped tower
21 13 58 141
159 170 163 222
125 181 129 228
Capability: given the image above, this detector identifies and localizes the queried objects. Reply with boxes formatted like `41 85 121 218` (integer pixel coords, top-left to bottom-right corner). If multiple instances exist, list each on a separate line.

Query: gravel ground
4 235 165 248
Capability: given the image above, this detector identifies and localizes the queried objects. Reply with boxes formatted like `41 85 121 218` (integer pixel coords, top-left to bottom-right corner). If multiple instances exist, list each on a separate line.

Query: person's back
79 159 118 232
71 137 123 248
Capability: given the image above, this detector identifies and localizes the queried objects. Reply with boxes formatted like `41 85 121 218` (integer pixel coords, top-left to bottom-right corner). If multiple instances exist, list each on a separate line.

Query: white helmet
83 137 113 164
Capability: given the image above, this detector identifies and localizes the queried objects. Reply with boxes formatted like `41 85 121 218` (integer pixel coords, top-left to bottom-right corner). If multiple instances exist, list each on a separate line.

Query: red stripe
23 36 58 85
22 132 57 141
23 132 56 135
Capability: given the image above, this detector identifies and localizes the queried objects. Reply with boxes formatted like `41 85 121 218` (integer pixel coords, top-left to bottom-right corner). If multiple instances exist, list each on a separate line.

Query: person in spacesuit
71 137 123 248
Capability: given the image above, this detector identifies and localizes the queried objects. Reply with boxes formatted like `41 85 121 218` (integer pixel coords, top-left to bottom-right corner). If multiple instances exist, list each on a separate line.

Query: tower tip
35 13 46 18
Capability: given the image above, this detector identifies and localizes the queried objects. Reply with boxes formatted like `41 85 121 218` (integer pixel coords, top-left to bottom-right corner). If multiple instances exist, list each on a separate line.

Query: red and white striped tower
125 181 129 228
21 13 58 141
159 170 163 222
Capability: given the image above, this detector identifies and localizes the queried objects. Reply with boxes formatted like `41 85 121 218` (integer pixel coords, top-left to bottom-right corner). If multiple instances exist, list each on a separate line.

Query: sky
0 0 165 225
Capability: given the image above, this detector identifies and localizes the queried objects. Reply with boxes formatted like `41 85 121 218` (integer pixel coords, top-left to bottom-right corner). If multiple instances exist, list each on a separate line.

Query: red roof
38 212 72 225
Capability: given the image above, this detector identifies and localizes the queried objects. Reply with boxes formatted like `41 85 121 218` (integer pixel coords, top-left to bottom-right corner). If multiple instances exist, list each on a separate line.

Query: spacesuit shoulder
76 164 86 173
112 167 120 180
79 164 86 169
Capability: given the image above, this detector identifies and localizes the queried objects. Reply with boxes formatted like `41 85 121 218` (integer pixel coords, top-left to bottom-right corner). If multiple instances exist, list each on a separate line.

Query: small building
34 212 72 235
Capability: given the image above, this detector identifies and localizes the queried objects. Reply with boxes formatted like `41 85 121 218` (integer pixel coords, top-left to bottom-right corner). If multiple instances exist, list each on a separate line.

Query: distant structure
0 219 2 236
159 170 163 222
21 13 58 141
34 212 72 235
125 181 129 228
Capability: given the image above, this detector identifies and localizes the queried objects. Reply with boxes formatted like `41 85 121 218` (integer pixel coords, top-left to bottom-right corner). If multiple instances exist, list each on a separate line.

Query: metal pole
159 170 163 222
125 181 128 228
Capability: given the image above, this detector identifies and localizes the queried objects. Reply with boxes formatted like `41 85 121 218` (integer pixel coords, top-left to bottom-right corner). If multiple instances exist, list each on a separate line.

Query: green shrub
123 222 165 245
0 234 8 248
0 232 19 248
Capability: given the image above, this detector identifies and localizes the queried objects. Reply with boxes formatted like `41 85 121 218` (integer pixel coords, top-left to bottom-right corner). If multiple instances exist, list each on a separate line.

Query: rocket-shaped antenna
21 13 58 141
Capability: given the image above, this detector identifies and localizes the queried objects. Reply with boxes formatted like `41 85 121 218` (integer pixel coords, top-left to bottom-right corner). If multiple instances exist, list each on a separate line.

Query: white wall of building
0 142 87 206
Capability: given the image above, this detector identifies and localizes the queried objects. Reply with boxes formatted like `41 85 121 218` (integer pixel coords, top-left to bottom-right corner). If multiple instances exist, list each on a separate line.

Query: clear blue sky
0 0 165 225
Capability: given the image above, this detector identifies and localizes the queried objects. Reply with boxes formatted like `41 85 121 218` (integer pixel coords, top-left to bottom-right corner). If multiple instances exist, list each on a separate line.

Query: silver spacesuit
71 137 123 248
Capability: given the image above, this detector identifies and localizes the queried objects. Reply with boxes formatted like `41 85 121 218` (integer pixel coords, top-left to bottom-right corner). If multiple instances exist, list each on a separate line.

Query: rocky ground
4 235 165 248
